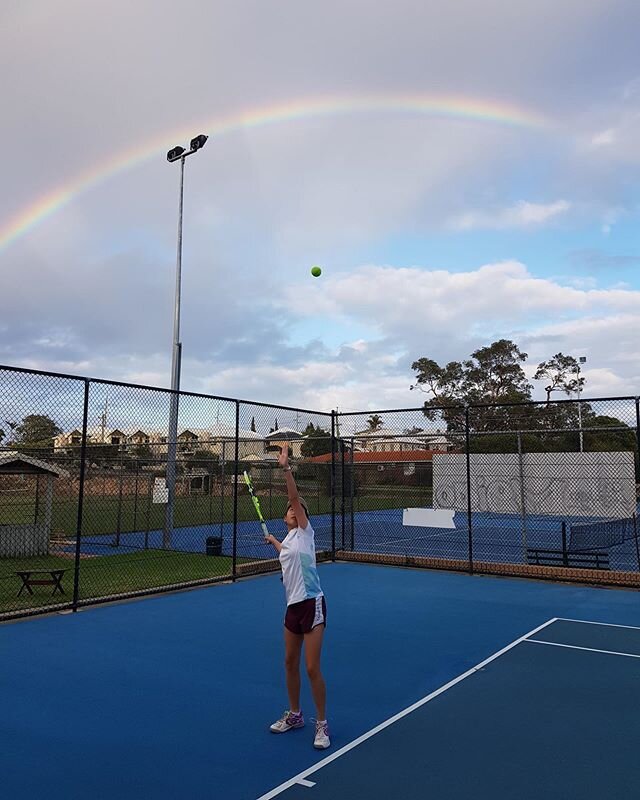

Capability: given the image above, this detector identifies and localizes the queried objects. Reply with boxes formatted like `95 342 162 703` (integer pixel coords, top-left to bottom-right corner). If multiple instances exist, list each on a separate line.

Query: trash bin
206 536 222 556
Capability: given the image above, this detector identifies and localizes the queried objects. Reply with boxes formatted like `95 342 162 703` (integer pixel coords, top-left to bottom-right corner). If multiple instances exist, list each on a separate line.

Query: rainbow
0 94 551 253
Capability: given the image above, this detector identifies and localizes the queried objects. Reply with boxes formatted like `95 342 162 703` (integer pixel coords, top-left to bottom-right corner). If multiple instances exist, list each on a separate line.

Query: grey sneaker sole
313 740 330 749
270 722 305 733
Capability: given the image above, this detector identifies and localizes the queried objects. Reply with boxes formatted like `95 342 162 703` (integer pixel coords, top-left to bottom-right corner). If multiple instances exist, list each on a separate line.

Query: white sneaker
313 720 330 749
270 710 305 733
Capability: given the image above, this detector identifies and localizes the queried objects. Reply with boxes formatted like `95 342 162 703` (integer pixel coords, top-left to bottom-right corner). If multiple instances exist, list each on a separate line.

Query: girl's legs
303 624 326 720
284 627 304 711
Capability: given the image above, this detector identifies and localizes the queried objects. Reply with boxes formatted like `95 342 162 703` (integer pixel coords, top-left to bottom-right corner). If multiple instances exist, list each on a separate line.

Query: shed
0 451 69 558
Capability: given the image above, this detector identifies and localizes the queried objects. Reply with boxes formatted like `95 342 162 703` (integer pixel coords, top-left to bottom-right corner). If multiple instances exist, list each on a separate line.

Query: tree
301 423 332 457
13 414 62 453
366 414 384 431
411 339 532 432
81 442 120 469
4 420 18 444
250 416 256 433
534 353 584 403
182 449 220 472
582 415 637 452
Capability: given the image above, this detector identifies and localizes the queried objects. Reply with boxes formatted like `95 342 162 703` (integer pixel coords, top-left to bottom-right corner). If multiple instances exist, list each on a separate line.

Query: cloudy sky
2 0 640 415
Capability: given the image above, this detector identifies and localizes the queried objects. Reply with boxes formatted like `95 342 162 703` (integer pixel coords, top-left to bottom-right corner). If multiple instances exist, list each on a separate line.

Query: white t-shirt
279 521 323 606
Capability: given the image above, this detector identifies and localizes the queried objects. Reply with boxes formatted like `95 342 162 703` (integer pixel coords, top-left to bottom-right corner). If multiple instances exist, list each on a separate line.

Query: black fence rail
335 398 640 587
1 364 639 620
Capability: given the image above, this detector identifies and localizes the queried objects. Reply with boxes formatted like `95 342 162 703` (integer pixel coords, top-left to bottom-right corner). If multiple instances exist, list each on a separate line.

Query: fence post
220 441 226 539
144 475 151 549
208 460 214 525
350 437 355 551
632 513 640 573
133 460 139 532
517 430 528 558
114 450 123 547
465 406 474 574
635 397 640 482
72 379 91 611
331 411 336 560
561 522 568 566
340 437 346 550
232 402 240 580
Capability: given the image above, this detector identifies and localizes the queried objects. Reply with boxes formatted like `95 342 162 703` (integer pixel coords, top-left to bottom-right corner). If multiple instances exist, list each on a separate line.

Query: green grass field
0 482 432 617
0 550 237 615
0 485 432 535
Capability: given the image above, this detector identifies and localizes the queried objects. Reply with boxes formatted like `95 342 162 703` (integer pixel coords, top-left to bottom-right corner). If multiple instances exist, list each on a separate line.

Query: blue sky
1 0 640 414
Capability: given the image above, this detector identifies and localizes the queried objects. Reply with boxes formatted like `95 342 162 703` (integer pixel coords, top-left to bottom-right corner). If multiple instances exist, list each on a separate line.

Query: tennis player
264 443 330 750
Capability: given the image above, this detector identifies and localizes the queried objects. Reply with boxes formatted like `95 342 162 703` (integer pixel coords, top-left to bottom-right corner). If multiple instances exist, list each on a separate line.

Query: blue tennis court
71 504 640 571
258 617 640 799
2 562 639 799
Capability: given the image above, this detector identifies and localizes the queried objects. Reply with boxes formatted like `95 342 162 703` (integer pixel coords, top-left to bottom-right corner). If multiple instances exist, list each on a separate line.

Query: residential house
303 448 447 486
53 429 83 449
264 427 305 459
352 427 454 453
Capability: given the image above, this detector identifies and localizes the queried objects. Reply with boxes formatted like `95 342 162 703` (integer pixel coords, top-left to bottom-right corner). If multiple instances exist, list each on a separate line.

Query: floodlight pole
164 136 208 548
164 156 185 548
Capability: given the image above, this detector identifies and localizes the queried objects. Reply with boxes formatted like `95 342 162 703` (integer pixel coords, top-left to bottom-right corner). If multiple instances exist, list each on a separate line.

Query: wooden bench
16 569 67 597
526 548 610 570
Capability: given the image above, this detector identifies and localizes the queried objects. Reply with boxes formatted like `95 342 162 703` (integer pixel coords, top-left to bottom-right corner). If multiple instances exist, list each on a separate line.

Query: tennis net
568 515 637 553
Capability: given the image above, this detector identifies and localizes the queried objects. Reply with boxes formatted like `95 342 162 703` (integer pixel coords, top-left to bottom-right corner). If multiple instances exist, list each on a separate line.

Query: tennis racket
243 471 270 541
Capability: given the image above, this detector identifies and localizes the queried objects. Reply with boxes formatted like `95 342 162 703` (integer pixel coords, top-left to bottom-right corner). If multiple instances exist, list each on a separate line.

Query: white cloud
3 0 640 414
6 258 640 409
590 128 616 147
601 207 625 235
578 81 640 165
448 200 571 231
270 260 640 405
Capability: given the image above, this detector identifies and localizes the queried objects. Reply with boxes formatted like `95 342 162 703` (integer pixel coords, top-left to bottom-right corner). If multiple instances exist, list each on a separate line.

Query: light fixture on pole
164 134 208 548
576 356 586 453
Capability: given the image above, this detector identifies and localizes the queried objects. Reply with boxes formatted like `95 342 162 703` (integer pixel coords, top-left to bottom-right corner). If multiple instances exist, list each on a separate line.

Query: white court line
525 639 640 659
381 531 453 545
556 617 640 632
254 617 558 800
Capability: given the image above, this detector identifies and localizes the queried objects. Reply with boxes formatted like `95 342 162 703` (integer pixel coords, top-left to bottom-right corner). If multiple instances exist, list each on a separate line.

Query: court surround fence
1 364 639 620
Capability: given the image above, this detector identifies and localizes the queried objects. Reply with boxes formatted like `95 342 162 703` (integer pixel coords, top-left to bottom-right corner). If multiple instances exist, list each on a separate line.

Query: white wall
433 452 636 518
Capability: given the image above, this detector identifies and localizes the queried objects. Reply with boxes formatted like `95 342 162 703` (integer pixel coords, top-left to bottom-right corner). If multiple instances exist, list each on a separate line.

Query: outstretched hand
278 444 290 469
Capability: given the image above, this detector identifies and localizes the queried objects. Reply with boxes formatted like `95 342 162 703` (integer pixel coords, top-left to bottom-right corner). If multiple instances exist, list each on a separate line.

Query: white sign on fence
432 452 636 518
402 508 456 528
152 478 169 504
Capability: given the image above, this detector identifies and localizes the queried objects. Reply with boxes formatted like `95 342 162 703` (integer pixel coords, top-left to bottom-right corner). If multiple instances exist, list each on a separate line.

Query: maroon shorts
284 596 327 635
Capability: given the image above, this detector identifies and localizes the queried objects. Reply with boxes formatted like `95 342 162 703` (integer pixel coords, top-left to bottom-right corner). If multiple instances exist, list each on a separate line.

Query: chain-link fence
1 363 639 620
0 366 336 619
335 398 640 588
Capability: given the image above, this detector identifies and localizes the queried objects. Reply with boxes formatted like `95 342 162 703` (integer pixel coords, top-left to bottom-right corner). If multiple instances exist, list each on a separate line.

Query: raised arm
279 444 309 529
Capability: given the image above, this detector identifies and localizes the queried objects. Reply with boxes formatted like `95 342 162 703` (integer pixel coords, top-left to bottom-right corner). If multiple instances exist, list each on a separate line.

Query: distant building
264 427 305 459
351 427 454 453
302 449 447 485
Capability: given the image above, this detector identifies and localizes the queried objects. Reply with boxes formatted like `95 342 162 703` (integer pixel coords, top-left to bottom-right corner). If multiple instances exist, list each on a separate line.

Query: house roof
303 449 448 464
352 427 450 441
210 424 263 440
0 451 69 477
264 428 304 440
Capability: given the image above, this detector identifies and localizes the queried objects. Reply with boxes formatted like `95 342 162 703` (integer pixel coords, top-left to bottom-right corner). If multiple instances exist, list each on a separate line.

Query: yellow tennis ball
311 266 322 277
